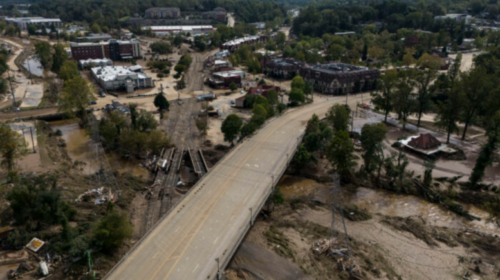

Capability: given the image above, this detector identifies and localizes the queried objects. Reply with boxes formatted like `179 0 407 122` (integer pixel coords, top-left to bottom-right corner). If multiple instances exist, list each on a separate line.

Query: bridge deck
105 99 342 280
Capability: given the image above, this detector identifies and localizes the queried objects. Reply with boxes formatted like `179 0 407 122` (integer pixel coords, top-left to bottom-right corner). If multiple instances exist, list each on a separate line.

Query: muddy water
22 56 55 78
278 175 500 236
49 120 149 178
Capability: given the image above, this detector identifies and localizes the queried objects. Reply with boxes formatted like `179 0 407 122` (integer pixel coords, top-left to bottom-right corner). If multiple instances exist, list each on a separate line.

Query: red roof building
247 85 281 97
408 133 441 150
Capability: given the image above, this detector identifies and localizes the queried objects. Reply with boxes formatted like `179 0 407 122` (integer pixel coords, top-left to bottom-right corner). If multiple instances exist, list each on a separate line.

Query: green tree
292 144 311 169
413 69 437 127
360 123 388 173
51 43 69 73
34 41 52 69
137 110 158 132
362 42 368 61
173 35 183 47
154 92 169 112
150 41 173 54
27 24 37 35
229 82 238 93
327 130 356 179
277 103 287 114
221 114 243 144
6 175 75 230
291 75 305 90
289 88 305 105
147 130 170 155
277 31 286 46
266 89 279 106
240 121 258 139
303 81 313 98
393 70 415 130
326 104 349 132
58 76 93 124
90 22 102 33
459 67 494 140
372 70 398 122
0 123 28 172
58 60 80 81
92 210 132 253
252 104 267 126
304 132 321 152
469 111 500 188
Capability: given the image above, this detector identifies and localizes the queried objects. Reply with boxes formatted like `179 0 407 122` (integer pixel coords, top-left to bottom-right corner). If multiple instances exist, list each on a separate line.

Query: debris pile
312 238 362 279
75 187 114 204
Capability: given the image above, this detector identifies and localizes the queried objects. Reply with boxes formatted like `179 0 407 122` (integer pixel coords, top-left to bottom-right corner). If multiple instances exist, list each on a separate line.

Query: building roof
408 133 441 150
248 85 280 96
79 58 112 64
144 25 213 31
92 66 149 82
145 7 180 12
222 36 260 47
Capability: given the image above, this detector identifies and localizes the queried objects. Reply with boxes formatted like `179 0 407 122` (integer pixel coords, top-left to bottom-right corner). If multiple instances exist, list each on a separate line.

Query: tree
459 67 494 140
51 43 69 73
6 175 75 230
240 121 258 139
92 210 132 253
148 130 170 155
27 24 37 36
277 31 286 46
154 92 169 112
413 69 437 127
326 104 349 132
304 132 321 153
360 123 388 173
194 36 206 51
34 41 52 69
173 35 183 47
303 81 313 98
417 53 442 70
469 111 500 188
435 54 463 143
58 60 80 81
402 49 416 66
362 42 368 61
90 23 102 34
327 130 356 179
393 70 415 130
150 42 173 54
372 70 398 122
221 114 243 144
229 82 238 93
291 75 305 90
289 88 305 105
252 104 267 126
0 123 28 172
292 144 311 169
277 103 287 114
58 76 93 124
137 110 158 132
266 89 279 105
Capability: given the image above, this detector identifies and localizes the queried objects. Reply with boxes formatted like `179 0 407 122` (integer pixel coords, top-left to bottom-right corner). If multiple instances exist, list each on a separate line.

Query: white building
4 17 62 29
91 66 154 93
144 25 214 36
434 14 471 25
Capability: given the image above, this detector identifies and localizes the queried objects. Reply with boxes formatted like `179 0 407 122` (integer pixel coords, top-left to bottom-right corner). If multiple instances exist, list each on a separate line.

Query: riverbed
278 175 500 236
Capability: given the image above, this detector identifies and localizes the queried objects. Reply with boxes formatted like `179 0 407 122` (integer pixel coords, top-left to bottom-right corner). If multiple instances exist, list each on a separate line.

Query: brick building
70 39 142 61
299 63 379 95
261 58 305 79
202 7 227 22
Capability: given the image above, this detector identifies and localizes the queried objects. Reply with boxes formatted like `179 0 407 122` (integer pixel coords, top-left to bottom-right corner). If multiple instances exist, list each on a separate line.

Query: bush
163 69 170 74
55 129 62 136
157 73 164 78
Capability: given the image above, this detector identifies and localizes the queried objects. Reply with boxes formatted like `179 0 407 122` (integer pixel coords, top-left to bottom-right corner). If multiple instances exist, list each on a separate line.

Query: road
105 93 370 280
184 49 218 94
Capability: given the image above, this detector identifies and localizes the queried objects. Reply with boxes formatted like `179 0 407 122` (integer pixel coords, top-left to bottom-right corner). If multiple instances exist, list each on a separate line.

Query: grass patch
264 225 296 261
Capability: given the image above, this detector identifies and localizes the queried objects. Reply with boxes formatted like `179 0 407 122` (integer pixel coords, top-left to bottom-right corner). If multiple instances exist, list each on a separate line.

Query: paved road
105 93 370 280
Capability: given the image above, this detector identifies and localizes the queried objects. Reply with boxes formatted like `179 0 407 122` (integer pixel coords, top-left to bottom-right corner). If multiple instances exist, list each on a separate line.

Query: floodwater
49 120 149 178
22 56 55 78
278 175 500 236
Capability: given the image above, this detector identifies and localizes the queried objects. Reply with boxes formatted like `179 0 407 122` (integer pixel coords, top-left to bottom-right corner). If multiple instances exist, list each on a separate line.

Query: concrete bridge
104 94 369 280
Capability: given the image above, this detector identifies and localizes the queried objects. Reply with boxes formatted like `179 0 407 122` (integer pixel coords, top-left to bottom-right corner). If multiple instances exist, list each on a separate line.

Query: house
106 101 131 114
247 85 281 97
408 133 441 150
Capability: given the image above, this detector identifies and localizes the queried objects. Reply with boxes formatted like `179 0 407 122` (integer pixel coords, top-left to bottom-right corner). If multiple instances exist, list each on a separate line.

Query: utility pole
7 70 20 120
30 127 36 153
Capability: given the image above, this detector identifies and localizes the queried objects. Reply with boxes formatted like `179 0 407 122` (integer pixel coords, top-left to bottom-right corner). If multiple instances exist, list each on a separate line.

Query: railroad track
159 148 183 216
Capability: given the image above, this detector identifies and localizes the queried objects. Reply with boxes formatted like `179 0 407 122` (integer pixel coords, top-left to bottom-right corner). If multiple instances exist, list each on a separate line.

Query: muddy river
49 120 149 178
278 175 500 236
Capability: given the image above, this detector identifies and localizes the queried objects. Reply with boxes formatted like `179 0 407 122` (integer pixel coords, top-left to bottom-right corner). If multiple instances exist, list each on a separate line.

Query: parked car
101 92 106 97
89 101 97 105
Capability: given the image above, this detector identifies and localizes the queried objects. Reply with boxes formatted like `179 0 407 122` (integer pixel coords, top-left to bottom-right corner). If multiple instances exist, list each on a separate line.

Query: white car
166 85 170 88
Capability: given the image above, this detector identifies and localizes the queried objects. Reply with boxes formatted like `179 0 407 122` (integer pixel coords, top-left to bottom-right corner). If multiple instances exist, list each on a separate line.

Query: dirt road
184 49 218 94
